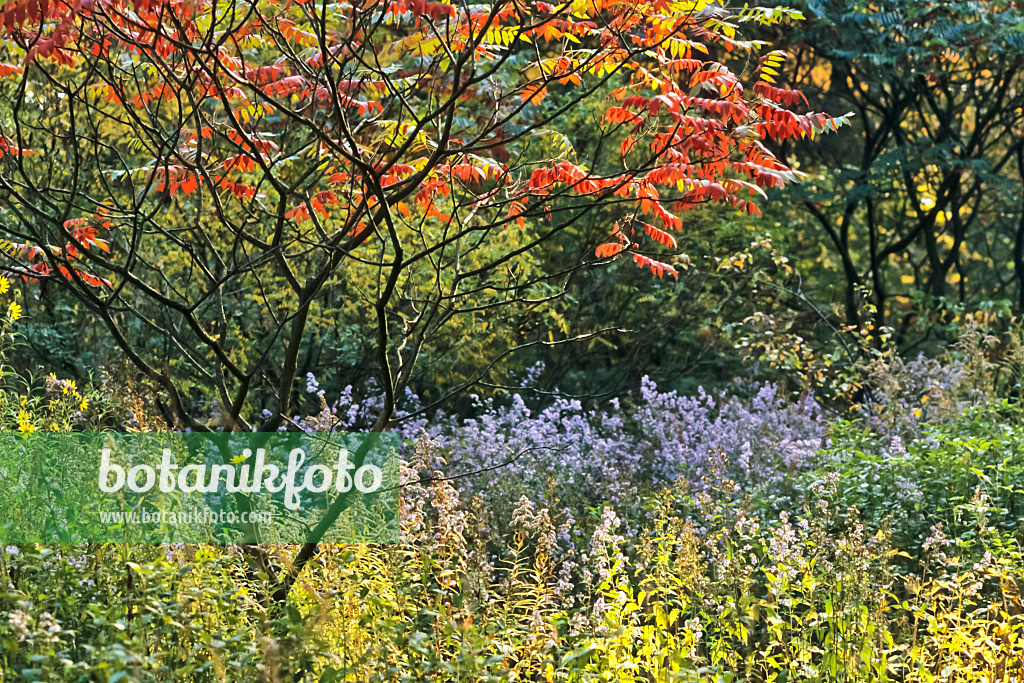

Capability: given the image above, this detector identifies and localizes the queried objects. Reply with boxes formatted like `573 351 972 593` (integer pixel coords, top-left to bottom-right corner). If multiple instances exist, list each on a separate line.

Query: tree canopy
0 0 844 430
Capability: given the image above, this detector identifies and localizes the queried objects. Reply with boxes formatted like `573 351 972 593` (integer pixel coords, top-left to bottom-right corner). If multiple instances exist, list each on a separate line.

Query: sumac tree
0 0 841 601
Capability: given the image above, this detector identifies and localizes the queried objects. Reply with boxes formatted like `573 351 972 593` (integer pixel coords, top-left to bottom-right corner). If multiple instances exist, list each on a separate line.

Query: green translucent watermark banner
0 432 399 544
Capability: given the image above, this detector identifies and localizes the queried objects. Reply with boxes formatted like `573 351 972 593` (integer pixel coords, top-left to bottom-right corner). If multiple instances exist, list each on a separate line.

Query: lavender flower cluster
301 369 829 519
425 379 827 514
282 353 978 536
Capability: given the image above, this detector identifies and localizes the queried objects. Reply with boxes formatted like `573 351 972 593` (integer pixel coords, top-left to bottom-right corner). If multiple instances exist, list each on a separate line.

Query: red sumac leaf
595 242 626 258
633 253 678 279
643 223 677 247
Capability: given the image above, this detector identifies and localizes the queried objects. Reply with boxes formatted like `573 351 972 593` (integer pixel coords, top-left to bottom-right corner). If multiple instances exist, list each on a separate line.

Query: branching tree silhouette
777 0 1024 336
0 0 843 614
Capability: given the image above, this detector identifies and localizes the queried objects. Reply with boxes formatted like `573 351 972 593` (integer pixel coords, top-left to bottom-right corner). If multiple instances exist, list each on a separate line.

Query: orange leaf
643 223 677 247
520 85 547 106
595 242 626 258
633 253 678 279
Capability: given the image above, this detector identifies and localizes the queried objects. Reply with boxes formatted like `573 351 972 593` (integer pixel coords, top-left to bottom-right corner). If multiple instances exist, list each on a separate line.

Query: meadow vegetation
2 299 1024 680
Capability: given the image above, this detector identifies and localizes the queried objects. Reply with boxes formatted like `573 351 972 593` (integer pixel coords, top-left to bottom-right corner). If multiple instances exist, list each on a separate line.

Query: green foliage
1 544 266 681
758 0 1024 347
804 403 1024 561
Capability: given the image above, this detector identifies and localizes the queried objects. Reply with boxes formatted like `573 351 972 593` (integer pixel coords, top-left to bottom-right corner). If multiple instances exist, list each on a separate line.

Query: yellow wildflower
0 277 9 294
8 302 21 321
17 410 34 434
80 397 88 411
